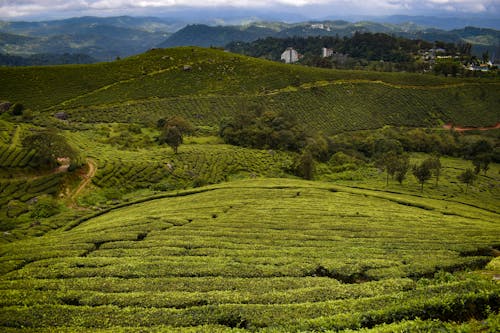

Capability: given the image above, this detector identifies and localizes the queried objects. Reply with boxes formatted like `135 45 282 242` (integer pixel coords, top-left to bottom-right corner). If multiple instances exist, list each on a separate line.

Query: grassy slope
1 47 499 132
0 47 499 331
0 178 499 331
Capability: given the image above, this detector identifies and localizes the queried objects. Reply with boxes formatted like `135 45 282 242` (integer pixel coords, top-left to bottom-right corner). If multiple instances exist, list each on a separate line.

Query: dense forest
226 32 478 73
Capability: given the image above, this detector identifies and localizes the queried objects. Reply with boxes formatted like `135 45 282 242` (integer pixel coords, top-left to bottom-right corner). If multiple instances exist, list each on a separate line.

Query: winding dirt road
69 158 97 206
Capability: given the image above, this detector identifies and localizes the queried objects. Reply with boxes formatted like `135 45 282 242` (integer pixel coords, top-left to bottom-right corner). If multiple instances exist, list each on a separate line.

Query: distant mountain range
0 52 96 66
161 22 500 58
369 15 500 31
0 16 499 65
0 16 173 62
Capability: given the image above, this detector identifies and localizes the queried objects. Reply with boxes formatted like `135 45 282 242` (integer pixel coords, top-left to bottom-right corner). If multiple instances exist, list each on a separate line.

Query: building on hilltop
322 47 334 58
281 47 300 64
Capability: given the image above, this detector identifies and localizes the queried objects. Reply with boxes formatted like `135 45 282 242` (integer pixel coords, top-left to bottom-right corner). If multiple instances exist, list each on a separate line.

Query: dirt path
443 122 500 132
69 158 97 207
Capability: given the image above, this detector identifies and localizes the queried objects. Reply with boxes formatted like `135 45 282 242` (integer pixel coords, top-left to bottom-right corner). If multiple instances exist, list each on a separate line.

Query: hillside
0 46 499 332
0 47 498 132
1 179 499 331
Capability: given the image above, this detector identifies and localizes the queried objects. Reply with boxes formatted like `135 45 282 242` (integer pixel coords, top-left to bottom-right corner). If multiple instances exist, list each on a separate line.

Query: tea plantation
1 179 499 332
1 47 499 132
0 47 499 332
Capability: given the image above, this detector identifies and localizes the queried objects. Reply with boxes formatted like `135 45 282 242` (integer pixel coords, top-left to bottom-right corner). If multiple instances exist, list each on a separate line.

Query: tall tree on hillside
472 153 492 176
157 116 193 154
395 154 410 185
424 154 442 186
376 151 403 186
458 168 476 194
412 161 432 192
160 126 183 154
295 150 315 180
378 152 411 185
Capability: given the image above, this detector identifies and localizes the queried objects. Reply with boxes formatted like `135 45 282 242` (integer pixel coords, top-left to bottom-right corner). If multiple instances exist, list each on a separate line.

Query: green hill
0 179 499 332
0 47 498 132
0 47 499 332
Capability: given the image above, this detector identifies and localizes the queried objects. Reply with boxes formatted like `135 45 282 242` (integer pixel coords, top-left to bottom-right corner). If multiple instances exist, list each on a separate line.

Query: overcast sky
1 0 499 20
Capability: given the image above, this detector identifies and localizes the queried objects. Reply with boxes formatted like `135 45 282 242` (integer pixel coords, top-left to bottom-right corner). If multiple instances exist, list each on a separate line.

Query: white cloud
0 0 498 19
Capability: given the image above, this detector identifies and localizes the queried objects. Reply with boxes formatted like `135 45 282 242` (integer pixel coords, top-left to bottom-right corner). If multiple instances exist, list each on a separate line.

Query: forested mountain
0 16 173 61
160 21 499 59
157 24 277 48
0 52 97 66
0 16 178 35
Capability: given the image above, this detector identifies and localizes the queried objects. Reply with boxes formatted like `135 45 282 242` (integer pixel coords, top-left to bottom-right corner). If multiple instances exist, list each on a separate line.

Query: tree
376 151 401 186
157 116 193 154
394 154 410 185
162 116 194 135
458 168 476 194
423 154 442 186
160 126 183 154
295 150 314 180
472 153 492 175
412 161 432 192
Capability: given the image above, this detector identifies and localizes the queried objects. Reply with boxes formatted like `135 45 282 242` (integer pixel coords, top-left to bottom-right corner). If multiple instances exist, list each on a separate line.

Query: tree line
214 109 496 190
226 32 473 72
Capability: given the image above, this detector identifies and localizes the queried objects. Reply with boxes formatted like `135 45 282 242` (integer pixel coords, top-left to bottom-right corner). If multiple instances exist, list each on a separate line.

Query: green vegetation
0 47 498 134
1 179 499 331
0 47 498 332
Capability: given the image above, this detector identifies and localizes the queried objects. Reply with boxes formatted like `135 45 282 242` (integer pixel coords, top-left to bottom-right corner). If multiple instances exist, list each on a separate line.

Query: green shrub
9 103 24 116
30 195 60 218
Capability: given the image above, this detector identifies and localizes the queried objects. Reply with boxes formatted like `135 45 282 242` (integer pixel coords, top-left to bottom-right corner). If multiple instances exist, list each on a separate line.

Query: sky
0 0 499 21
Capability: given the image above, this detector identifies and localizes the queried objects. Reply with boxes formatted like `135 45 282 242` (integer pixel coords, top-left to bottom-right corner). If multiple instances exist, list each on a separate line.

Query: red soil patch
443 122 500 132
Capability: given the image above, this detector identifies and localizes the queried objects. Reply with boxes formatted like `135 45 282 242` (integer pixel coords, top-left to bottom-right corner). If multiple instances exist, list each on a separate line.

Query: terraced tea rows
90 144 293 191
63 82 500 133
65 130 295 195
0 173 64 207
1 47 498 134
0 180 498 331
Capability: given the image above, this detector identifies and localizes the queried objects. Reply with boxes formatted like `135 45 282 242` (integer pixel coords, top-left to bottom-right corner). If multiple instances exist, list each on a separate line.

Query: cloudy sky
1 0 499 20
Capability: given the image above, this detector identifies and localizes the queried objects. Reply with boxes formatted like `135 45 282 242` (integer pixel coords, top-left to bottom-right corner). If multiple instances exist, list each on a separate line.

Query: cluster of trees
336 129 495 192
226 33 474 73
21 129 81 170
156 112 495 192
219 105 307 152
218 106 331 180
329 127 498 163
216 111 497 187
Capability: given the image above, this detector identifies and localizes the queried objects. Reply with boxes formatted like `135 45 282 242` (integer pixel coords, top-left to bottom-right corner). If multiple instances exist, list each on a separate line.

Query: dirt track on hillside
69 158 97 207
443 122 500 132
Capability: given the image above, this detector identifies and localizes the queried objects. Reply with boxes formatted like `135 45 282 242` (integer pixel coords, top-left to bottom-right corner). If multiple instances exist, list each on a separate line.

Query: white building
322 47 334 58
281 47 300 64
311 24 324 29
